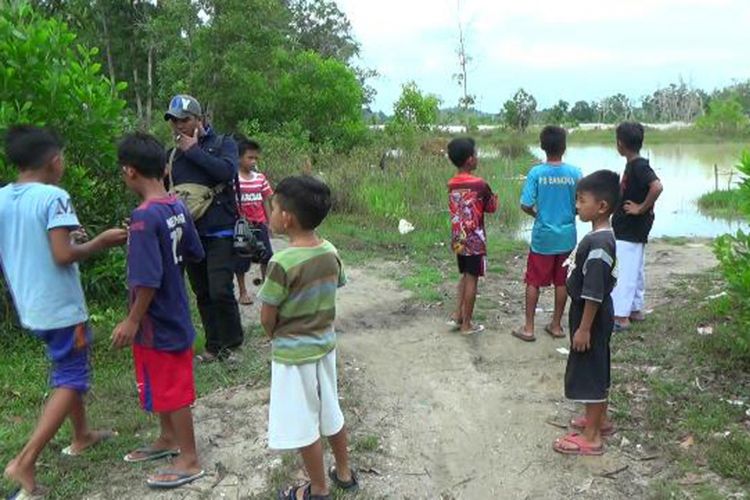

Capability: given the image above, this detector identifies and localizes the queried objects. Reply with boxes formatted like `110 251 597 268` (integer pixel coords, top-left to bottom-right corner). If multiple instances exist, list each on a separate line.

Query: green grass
697 189 744 220
353 435 380 453
611 271 750 496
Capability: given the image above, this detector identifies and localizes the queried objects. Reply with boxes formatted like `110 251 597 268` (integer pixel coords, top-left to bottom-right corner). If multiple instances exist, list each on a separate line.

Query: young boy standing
258 176 358 500
447 137 498 335
111 132 206 489
553 170 620 456
514 126 581 342
0 125 126 498
234 137 273 305
611 122 663 331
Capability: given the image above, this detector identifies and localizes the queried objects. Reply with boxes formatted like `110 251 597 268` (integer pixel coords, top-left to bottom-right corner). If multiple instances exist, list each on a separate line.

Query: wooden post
715 164 719 191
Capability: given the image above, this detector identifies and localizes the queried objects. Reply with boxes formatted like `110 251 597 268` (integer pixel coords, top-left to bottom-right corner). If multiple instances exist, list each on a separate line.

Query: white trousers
611 240 645 318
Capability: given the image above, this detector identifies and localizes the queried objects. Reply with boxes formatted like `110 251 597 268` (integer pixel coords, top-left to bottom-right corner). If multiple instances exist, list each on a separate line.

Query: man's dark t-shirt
612 157 659 243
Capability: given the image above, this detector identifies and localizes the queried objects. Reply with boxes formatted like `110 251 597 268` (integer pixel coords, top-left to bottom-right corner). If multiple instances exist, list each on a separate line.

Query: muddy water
522 142 748 239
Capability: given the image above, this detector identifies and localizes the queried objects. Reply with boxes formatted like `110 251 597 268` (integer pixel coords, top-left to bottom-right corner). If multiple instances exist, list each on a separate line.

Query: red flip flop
553 432 604 456
569 415 615 436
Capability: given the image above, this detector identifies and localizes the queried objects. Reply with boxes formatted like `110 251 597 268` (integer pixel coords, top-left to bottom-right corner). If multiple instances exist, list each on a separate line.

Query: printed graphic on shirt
238 172 273 223
448 174 497 256
566 230 617 303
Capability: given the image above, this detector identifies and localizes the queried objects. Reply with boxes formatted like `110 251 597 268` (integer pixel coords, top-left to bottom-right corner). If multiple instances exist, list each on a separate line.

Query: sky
336 0 750 114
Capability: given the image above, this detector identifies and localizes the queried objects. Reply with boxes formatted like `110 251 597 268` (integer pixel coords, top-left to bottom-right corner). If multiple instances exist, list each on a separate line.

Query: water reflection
519 143 748 239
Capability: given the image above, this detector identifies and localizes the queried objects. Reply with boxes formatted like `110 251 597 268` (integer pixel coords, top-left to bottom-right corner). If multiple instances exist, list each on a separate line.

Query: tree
569 100 596 123
288 0 359 62
453 0 474 112
502 88 537 131
388 81 441 133
598 93 632 123
641 81 704 123
696 96 749 134
547 100 569 125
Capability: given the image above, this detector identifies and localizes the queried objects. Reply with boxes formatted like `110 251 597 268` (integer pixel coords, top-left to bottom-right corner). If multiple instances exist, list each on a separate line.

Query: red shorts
525 251 571 287
133 344 195 413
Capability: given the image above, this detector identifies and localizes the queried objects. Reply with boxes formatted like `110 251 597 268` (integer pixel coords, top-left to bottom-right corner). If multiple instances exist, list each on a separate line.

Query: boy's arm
111 287 156 349
49 227 127 266
521 205 537 218
624 179 663 215
572 300 600 352
519 169 538 218
260 303 278 339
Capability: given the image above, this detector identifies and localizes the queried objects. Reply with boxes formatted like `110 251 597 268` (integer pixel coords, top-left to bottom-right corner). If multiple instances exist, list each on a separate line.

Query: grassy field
0 139 533 498
698 189 743 220
610 270 750 498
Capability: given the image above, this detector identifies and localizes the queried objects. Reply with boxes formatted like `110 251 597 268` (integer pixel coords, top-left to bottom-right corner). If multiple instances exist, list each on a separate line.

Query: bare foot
5 458 36 495
67 429 118 455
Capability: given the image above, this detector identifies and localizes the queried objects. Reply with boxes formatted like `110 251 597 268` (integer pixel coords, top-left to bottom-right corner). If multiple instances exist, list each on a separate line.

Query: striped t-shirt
258 240 346 365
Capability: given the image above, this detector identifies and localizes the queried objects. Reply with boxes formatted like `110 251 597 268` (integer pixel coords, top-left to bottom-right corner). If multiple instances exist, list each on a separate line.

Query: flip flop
278 483 330 500
61 430 118 456
194 352 219 363
553 432 604 456
544 324 566 339
446 319 461 331
328 466 360 493
146 469 205 489
511 329 536 342
238 296 254 305
7 486 47 499
569 415 615 436
461 324 485 336
613 322 630 333
123 447 181 463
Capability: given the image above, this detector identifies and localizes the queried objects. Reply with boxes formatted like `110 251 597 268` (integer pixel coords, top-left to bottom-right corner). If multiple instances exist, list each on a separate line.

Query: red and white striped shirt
238 171 273 223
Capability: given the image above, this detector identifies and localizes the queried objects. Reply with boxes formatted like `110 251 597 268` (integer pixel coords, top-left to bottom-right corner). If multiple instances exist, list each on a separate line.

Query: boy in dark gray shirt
553 170 620 456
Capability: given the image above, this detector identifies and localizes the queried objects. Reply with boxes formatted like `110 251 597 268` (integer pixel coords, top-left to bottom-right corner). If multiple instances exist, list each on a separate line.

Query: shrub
713 150 750 359
0 1 130 304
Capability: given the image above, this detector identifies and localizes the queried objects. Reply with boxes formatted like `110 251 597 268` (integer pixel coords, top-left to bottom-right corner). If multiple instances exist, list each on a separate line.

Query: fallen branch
598 465 629 479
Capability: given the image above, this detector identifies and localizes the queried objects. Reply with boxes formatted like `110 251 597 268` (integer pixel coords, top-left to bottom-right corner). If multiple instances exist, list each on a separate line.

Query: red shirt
448 172 498 256
238 171 273 223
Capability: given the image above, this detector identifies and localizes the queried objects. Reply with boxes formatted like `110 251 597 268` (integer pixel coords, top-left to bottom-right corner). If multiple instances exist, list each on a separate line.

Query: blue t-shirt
520 162 582 255
0 183 88 330
127 196 205 351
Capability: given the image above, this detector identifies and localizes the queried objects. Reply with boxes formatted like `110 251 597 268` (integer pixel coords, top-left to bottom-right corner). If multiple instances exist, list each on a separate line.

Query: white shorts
611 240 646 317
268 349 345 450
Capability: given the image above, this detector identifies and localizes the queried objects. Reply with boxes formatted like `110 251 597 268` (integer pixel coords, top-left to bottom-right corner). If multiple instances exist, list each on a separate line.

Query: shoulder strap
166 147 178 192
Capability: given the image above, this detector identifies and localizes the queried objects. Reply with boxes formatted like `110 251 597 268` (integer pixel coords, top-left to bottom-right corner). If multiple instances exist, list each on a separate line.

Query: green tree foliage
387 81 441 134
502 88 536 132
696 96 750 134
288 0 359 62
547 100 569 125
714 150 750 360
0 0 129 300
569 100 596 123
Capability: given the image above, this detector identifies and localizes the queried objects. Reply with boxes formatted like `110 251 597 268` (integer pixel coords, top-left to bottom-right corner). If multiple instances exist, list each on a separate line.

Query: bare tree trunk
146 45 154 130
101 14 116 94
133 67 143 126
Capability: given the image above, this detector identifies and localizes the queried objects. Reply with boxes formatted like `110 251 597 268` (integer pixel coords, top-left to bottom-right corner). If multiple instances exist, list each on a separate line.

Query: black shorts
234 223 273 273
456 254 485 277
564 297 613 402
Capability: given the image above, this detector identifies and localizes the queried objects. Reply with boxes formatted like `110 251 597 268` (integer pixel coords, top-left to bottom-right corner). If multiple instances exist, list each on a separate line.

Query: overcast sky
336 0 750 113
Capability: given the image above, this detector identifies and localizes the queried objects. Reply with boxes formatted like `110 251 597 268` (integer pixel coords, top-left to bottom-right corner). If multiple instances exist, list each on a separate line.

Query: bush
714 150 750 359
0 1 130 303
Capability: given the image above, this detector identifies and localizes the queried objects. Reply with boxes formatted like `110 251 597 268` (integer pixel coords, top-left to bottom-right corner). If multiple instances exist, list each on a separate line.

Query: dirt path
88 239 716 499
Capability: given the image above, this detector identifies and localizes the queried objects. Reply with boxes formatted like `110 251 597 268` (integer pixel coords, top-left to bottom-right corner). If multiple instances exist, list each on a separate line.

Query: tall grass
698 189 743 219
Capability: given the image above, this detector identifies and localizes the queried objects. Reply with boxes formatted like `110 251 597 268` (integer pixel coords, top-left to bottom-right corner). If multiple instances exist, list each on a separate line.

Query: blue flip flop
6 487 46 499
146 469 205 489
123 447 180 463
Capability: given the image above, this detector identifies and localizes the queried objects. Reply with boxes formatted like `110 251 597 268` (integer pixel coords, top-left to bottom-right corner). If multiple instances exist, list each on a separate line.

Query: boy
447 137 498 335
234 137 273 305
0 125 126 497
611 122 663 331
111 132 205 489
258 176 358 500
514 126 582 342
553 169 620 456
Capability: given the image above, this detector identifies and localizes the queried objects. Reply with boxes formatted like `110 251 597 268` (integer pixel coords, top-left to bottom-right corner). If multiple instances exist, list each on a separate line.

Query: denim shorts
33 322 92 393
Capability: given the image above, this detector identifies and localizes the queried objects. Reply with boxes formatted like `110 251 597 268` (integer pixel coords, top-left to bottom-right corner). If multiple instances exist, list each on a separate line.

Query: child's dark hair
117 132 166 179
3 125 63 171
274 175 331 230
540 125 567 157
447 137 476 168
577 170 620 214
616 122 644 152
237 137 261 157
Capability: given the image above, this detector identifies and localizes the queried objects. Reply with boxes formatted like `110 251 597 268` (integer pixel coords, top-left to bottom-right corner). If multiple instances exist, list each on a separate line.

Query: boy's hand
623 200 642 215
572 328 591 352
97 228 128 248
111 318 139 349
70 227 89 244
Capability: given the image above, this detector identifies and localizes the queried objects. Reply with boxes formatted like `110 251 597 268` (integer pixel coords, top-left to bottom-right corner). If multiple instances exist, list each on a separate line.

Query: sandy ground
88 239 716 499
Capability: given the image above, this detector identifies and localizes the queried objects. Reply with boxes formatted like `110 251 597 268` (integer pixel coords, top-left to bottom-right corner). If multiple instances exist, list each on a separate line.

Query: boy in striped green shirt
258 176 358 500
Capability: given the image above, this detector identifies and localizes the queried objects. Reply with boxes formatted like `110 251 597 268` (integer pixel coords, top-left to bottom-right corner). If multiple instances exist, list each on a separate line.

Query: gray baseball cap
164 94 202 121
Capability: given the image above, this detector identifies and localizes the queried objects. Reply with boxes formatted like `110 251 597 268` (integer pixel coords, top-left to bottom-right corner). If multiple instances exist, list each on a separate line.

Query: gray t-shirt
566 228 617 303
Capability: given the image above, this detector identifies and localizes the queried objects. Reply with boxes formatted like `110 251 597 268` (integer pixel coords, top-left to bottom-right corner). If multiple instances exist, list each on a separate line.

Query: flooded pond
521 143 748 239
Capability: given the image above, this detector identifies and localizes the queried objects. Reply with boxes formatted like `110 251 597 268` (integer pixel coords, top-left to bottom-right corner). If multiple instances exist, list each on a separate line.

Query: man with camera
164 94 243 362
